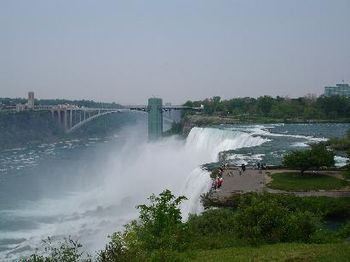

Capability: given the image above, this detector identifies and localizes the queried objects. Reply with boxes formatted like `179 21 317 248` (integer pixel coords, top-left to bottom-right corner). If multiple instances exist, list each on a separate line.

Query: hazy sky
1 0 349 104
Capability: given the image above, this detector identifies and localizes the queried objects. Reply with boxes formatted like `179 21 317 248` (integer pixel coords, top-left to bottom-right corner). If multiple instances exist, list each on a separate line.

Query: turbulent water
0 120 349 261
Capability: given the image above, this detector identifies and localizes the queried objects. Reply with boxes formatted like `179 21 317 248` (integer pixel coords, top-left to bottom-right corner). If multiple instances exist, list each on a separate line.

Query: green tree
316 96 350 118
98 190 187 261
257 96 274 116
283 144 335 175
135 189 187 251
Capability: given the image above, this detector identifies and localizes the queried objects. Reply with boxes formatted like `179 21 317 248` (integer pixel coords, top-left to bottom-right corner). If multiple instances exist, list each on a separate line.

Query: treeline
184 95 350 120
0 97 122 109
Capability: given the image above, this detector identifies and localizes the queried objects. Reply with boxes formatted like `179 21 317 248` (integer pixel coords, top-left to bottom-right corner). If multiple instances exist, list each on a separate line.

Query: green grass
188 243 350 262
267 172 350 191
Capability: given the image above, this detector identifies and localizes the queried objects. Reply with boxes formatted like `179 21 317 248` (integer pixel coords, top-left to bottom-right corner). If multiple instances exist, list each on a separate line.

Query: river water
0 119 349 261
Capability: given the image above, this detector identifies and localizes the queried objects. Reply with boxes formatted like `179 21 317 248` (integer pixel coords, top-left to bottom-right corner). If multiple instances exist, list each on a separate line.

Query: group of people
212 162 267 190
212 166 225 190
256 162 267 170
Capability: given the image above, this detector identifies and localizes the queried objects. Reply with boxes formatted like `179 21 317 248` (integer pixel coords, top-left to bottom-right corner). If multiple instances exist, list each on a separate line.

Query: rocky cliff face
0 111 62 150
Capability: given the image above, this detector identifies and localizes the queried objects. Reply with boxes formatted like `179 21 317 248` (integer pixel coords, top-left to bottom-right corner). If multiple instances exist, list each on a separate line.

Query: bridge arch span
67 109 127 133
66 109 176 134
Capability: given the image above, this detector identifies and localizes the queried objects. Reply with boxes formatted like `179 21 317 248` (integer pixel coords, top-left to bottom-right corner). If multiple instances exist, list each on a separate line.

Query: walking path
209 167 350 201
210 168 265 199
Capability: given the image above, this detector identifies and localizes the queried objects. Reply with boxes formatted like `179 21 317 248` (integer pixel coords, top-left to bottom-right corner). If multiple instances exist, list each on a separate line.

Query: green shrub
310 228 340 244
286 211 320 242
232 194 321 245
185 208 242 249
233 196 287 245
338 221 350 238
187 208 236 236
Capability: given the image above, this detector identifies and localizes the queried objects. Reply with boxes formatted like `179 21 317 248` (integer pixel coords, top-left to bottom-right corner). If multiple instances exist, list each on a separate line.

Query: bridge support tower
148 98 163 140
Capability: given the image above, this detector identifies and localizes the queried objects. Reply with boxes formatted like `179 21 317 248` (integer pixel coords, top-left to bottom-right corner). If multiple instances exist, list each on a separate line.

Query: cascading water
185 127 270 160
0 125 268 261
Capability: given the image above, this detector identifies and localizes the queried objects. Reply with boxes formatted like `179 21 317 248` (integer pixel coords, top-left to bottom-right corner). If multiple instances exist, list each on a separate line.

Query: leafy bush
286 211 320 242
233 194 320 245
187 208 236 236
310 228 340 244
185 208 242 249
338 221 350 239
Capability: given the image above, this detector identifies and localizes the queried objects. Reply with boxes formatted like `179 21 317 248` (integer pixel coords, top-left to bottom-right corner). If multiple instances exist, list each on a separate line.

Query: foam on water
335 155 349 167
291 142 309 147
245 125 328 143
186 127 269 160
226 153 265 165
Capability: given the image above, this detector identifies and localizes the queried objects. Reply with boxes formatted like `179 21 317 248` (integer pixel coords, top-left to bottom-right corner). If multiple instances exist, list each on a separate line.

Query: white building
27 91 34 109
324 83 350 97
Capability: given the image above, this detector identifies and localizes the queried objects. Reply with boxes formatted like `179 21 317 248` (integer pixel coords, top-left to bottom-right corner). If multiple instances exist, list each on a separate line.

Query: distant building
16 103 26 112
27 91 34 109
324 83 350 97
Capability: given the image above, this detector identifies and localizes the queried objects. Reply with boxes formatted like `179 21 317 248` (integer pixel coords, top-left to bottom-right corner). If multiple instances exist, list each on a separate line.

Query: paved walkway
209 168 350 200
210 168 265 199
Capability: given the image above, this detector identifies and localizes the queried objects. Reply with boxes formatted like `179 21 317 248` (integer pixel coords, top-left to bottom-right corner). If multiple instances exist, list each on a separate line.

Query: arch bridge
50 98 202 139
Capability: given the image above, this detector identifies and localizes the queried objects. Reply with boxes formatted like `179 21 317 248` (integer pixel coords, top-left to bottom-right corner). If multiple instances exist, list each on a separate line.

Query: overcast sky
1 0 349 104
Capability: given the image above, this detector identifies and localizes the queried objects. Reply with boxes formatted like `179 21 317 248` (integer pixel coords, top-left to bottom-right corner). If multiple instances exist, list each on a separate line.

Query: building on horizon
16 91 35 112
27 91 34 109
324 83 350 97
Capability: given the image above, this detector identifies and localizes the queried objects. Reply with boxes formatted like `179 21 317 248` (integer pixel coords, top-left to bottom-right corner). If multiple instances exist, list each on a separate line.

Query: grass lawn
189 243 350 262
267 172 350 191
